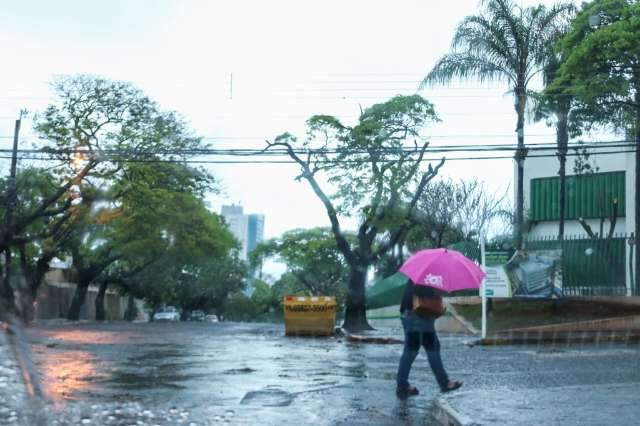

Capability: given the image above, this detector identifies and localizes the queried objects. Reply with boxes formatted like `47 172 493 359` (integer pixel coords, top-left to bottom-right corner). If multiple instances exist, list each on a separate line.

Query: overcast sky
1 0 576 250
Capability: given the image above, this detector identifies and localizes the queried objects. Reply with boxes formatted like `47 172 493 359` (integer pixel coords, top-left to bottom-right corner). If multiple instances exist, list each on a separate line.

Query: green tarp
366 272 409 310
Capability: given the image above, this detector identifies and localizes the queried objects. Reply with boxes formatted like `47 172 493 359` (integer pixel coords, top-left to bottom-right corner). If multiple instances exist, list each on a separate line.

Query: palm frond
482 0 524 53
420 54 515 88
529 2 576 65
422 0 574 96
453 15 517 71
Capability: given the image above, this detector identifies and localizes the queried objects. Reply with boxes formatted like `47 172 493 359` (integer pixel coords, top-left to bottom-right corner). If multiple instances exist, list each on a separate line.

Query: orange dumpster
283 296 337 336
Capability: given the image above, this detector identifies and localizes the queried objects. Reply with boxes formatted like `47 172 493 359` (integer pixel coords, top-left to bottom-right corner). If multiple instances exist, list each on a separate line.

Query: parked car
153 306 180 321
189 310 206 321
205 314 219 323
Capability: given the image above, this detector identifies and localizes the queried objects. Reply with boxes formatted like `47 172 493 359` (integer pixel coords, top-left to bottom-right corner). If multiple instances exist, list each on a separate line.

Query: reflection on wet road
34 347 100 404
24 321 640 425
26 322 436 424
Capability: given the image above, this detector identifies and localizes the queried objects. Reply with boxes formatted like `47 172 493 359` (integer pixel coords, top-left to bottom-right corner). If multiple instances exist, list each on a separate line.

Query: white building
521 148 634 238
517 146 635 295
220 204 265 261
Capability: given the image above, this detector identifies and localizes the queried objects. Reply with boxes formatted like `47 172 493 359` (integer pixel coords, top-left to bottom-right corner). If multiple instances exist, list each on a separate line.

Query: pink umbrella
399 248 485 292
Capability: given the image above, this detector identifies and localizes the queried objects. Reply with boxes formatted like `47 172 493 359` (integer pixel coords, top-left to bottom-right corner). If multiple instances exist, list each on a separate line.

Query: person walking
396 280 462 399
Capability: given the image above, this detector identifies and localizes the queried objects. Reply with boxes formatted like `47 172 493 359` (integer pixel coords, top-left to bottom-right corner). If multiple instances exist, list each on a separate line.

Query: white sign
483 266 512 298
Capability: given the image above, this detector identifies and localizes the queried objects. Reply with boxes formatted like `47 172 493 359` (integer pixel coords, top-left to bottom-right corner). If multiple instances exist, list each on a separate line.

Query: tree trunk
515 93 527 250
21 256 53 323
67 281 90 321
95 280 108 321
16 283 39 324
342 263 373 332
124 295 138 321
556 110 569 240
0 250 15 315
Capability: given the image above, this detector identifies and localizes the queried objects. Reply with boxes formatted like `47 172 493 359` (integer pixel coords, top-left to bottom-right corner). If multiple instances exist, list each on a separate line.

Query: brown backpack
412 294 446 318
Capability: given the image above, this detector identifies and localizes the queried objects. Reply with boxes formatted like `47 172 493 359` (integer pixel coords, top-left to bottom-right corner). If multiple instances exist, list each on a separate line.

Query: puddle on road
35 349 104 405
105 369 191 390
240 387 295 407
224 367 257 375
42 330 134 345
106 358 202 391
127 347 189 361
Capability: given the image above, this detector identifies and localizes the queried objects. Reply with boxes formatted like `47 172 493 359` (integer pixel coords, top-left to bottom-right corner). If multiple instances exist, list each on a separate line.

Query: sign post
480 234 487 339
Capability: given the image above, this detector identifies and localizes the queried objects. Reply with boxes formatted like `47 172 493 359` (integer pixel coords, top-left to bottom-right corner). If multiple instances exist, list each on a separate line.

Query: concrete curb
340 328 403 344
477 330 640 346
432 396 474 426
2 317 47 425
445 302 480 335
504 314 640 333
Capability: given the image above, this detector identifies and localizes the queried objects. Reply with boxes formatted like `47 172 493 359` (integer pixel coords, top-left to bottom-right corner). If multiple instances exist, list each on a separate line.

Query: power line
0 133 569 141
1 148 634 165
0 140 633 157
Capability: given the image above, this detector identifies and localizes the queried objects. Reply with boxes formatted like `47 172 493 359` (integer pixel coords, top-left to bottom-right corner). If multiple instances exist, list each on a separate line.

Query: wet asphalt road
21 321 640 425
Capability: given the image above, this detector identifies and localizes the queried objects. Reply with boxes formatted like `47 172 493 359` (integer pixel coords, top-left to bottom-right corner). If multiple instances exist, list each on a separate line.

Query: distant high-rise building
220 204 265 261
247 214 265 254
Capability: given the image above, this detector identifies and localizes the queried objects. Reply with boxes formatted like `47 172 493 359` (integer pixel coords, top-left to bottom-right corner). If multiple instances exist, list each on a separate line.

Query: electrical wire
0 140 634 157
0 148 635 165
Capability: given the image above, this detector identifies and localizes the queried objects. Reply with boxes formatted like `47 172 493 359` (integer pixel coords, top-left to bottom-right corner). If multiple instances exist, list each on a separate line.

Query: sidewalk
434 382 640 426
0 321 30 425
478 315 640 345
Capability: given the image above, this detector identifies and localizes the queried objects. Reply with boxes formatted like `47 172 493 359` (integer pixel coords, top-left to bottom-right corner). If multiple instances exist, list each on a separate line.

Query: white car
153 306 180 321
205 314 219 323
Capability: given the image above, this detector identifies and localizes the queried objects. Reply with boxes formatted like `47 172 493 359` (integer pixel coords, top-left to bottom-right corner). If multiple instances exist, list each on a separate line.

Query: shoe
441 380 463 393
396 385 419 399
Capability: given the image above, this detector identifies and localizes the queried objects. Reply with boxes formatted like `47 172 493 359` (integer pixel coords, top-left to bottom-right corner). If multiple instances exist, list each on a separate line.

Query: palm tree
420 0 574 249
534 43 574 239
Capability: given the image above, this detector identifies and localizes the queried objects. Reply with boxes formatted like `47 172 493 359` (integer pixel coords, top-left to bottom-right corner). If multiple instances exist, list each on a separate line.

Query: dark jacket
400 281 441 314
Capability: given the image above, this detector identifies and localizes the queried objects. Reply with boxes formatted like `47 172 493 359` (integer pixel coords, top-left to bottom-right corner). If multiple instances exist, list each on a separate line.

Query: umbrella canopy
399 248 485 293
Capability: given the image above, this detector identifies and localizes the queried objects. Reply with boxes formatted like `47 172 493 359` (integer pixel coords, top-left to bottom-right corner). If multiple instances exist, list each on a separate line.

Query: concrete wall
33 268 136 321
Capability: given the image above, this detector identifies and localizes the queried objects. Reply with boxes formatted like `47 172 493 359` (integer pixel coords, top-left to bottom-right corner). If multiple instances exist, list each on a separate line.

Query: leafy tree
63 160 232 320
222 292 258 322
0 167 79 317
28 74 219 320
113 163 238 319
552 0 640 288
405 178 508 251
34 75 201 173
0 74 209 314
266 95 444 331
269 272 308 307
2 75 201 253
249 279 276 316
421 0 574 249
63 188 123 321
172 255 246 319
250 228 350 307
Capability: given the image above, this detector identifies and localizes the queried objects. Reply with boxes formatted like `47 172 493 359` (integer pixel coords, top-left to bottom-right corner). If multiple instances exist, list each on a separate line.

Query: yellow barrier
283 296 337 336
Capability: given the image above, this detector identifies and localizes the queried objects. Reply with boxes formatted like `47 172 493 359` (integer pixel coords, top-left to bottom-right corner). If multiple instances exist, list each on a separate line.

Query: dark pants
396 315 449 391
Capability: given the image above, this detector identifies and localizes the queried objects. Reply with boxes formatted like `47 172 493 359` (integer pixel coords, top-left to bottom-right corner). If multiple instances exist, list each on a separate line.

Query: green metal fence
449 235 632 297
525 235 629 296
448 241 481 263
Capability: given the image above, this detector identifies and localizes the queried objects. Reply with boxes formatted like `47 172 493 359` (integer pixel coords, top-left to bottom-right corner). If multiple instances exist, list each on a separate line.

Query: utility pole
4 109 26 227
0 109 25 310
